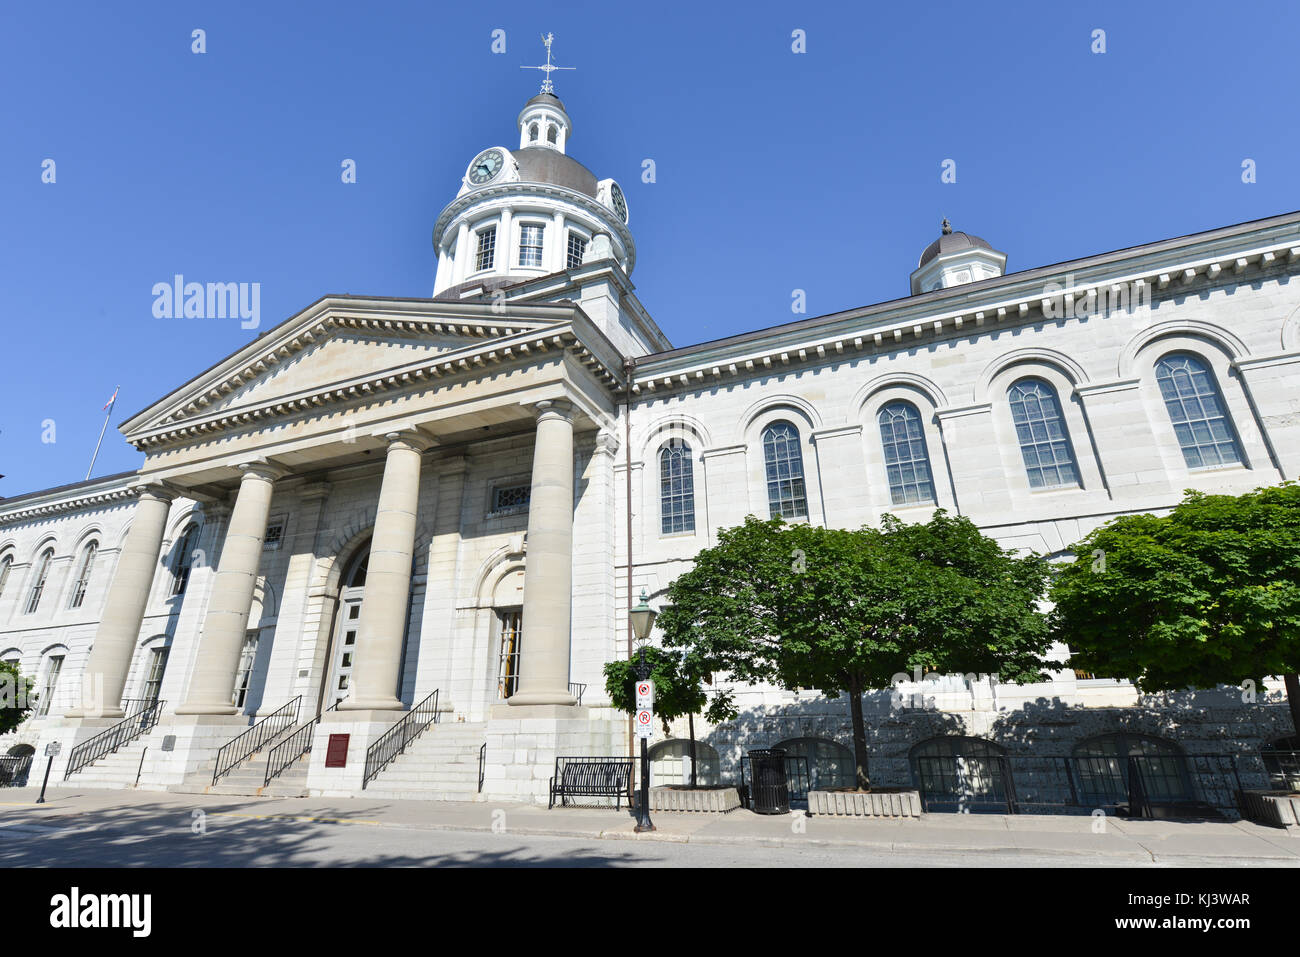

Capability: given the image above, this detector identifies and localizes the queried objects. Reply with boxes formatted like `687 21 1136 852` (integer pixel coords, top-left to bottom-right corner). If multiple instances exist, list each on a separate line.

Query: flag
103 387 119 411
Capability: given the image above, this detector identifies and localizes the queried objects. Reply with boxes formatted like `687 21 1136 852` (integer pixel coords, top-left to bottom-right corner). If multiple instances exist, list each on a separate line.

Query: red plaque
325 733 349 768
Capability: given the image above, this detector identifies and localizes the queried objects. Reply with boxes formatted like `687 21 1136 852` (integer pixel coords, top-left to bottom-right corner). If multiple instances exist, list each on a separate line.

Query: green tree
603 646 737 786
0 660 34 735
1050 483 1300 734
657 512 1054 789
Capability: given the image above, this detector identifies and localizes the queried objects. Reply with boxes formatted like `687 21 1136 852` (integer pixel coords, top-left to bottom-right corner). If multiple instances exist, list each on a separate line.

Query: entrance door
496 608 522 699
327 545 369 709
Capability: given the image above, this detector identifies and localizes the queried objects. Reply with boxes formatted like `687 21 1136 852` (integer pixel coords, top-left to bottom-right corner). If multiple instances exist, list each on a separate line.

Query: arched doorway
773 736 856 791
326 541 370 709
1073 732 1193 808
649 739 721 787
1 744 34 787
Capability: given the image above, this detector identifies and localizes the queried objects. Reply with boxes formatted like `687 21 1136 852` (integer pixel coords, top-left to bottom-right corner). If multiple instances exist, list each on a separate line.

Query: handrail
569 682 586 706
263 700 339 787
362 689 439 788
478 742 486 793
212 696 302 785
64 700 166 779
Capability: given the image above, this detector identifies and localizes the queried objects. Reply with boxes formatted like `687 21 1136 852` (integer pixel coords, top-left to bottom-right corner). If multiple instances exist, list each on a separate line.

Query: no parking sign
635 707 654 739
635 679 654 739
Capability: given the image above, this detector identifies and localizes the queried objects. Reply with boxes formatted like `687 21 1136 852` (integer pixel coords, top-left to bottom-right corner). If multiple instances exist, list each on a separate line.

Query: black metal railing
736 755 812 809
0 754 33 787
212 696 302 785
478 742 487 793
118 697 159 714
569 682 586 705
910 753 1247 818
263 700 339 788
362 689 439 788
64 699 166 779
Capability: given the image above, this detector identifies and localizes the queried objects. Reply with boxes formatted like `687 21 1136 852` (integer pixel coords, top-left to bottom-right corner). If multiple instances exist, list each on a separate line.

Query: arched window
1073 732 1192 807
0 554 12 602
25 549 53 615
649 739 721 786
68 540 98 609
762 421 808 519
36 650 65 716
909 736 1008 812
1008 378 1079 488
659 442 696 535
546 124 557 144
1154 353 1242 469
1262 736 1300 791
171 524 201 597
528 123 538 142
877 401 936 505
773 737 855 791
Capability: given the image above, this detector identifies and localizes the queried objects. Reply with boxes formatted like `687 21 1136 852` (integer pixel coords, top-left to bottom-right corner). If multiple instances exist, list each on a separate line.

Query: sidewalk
2 784 1299 864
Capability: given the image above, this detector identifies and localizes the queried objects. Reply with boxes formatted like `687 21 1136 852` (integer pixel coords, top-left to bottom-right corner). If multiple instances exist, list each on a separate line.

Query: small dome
523 92 567 112
918 219 994 268
510 147 598 197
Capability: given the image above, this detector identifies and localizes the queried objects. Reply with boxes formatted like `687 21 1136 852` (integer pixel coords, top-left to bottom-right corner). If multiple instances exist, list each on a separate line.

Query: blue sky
2 0 1297 497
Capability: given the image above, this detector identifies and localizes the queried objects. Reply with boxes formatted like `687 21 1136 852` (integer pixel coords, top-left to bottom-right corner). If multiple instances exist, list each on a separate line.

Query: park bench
549 756 634 809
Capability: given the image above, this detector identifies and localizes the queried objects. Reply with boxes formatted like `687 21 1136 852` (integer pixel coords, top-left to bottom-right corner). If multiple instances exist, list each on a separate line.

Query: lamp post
629 590 657 833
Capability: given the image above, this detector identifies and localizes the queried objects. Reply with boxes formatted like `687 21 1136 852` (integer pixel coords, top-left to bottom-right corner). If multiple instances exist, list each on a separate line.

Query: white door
328 590 363 708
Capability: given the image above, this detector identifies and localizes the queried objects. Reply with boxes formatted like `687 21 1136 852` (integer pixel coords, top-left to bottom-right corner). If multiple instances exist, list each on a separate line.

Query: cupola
910 219 1007 294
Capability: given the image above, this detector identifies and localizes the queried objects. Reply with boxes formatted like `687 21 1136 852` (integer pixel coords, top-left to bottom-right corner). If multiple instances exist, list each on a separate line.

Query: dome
918 220 994 268
510 147 598 198
523 92 567 111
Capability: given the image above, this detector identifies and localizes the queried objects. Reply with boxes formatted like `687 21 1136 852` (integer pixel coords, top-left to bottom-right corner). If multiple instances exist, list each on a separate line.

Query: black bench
549 756 634 809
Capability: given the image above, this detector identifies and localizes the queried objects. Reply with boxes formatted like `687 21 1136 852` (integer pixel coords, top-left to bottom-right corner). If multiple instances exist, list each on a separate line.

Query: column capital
129 481 176 505
379 428 436 454
236 459 290 483
594 429 620 458
530 398 574 424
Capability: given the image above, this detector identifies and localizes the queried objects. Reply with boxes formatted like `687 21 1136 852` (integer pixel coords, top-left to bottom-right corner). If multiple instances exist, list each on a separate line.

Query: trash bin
748 748 790 814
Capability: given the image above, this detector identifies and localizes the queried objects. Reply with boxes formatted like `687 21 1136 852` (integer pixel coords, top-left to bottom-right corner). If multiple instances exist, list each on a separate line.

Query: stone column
342 430 431 711
67 484 173 719
176 461 285 715
549 210 566 273
498 206 514 275
510 400 577 706
452 221 470 286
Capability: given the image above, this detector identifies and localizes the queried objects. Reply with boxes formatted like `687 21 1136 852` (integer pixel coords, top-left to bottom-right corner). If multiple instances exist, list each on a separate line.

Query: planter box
808 789 922 819
650 786 742 813
1238 789 1300 828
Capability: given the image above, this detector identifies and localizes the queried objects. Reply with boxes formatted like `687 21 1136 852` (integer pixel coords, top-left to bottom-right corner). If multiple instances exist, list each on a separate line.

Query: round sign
637 682 651 698
637 710 652 725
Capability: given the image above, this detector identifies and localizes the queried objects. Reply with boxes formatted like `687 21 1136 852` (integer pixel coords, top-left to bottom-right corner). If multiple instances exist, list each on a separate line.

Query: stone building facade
2 85 1298 805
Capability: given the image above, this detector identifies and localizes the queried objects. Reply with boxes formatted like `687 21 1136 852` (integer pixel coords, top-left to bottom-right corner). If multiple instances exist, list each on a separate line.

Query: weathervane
520 32 574 95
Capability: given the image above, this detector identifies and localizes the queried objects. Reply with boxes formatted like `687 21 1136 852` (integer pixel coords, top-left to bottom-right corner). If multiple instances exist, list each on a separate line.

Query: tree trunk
848 674 871 791
1285 674 1300 742
688 713 698 788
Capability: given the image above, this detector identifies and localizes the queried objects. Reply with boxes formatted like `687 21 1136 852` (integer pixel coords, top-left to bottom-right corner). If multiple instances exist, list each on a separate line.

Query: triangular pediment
120 295 576 441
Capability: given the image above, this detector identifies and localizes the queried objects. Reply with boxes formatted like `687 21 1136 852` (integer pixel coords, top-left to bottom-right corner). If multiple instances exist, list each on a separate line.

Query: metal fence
911 752 1252 818
0 755 33 787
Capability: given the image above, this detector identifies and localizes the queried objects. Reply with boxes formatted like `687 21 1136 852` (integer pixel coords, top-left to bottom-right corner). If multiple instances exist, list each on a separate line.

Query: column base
505 690 578 707
174 703 240 716
338 697 406 712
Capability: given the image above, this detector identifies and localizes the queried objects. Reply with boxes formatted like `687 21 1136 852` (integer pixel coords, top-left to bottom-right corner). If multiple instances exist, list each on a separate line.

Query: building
2 75 1299 805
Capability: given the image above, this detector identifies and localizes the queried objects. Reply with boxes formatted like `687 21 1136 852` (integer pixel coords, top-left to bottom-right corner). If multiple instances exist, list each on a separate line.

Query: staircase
170 724 311 798
60 731 162 790
361 722 488 801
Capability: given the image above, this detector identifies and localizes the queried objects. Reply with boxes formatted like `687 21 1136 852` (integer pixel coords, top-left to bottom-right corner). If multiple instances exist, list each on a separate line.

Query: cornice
0 480 139 526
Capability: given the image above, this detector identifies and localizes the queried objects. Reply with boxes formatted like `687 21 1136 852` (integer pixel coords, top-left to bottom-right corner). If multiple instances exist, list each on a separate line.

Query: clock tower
431 38 634 300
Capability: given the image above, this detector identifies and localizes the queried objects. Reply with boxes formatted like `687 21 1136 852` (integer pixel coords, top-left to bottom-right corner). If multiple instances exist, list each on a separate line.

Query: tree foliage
657 511 1054 788
0 660 34 736
1049 483 1300 726
603 646 737 732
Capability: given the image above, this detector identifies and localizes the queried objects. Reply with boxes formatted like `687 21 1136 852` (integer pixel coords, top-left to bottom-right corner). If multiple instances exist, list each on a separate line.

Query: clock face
468 148 504 185
610 182 628 222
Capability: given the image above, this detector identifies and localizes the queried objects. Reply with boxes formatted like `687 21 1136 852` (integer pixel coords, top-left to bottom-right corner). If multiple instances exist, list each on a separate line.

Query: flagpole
86 387 120 481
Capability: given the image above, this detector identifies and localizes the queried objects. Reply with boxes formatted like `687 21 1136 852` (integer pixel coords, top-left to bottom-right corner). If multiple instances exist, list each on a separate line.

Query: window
1008 378 1079 489
1073 733 1192 807
546 125 557 144
496 609 523 699
142 646 169 707
649 740 721 786
475 226 496 272
878 402 936 505
37 655 64 716
909 737 1008 813
566 232 587 269
772 737 856 791
232 632 258 709
68 541 98 609
25 549 53 615
659 443 696 535
0 555 12 602
518 223 545 267
490 484 531 516
529 123 538 142
171 524 201 597
263 519 285 551
762 421 808 519
1155 354 1242 469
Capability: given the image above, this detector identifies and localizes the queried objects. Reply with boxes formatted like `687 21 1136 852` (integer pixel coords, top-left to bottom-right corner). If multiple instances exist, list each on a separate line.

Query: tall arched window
171 524 201 597
546 124 557 144
1154 353 1242 469
659 442 696 535
0 554 12 603
25 549 54 615
762 421 808 519
1008 378 1079 489
68 540 98 609
877 401 936 505
528 123 538 142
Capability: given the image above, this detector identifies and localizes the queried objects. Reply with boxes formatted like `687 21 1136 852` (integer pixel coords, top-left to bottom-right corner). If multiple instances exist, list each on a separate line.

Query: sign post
36 741 60 804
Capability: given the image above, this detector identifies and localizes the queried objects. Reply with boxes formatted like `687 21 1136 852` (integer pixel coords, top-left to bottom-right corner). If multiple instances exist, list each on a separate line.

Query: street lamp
630 590 657 833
